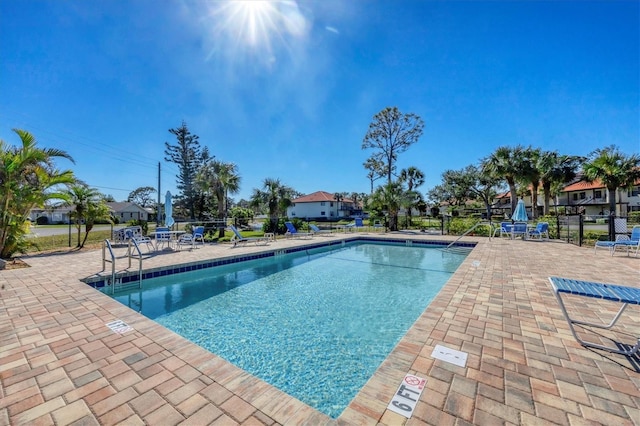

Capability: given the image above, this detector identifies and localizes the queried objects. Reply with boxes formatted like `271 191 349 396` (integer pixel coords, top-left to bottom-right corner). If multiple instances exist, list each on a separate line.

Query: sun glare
203 0 309 65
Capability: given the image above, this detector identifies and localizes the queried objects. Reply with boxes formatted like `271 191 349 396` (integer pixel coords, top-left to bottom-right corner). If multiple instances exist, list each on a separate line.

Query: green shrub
448 217 491 237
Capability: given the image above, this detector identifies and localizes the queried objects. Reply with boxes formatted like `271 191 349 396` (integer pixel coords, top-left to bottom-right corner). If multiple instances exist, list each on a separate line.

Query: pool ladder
102 239 143 294
441 222 494 254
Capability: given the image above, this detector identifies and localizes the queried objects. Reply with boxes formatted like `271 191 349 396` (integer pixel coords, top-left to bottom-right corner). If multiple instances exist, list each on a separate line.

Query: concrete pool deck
1 233 638 425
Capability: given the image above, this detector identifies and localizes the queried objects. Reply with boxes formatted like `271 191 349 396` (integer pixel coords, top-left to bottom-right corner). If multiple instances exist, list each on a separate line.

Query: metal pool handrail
127 239 143 290
102 239 116 292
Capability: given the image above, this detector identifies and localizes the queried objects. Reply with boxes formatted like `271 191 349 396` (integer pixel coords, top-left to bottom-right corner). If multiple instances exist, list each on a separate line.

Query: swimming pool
105 241 468 418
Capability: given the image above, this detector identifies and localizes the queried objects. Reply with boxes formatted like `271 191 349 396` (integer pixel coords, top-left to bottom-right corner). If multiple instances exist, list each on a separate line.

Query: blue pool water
108 242 468 418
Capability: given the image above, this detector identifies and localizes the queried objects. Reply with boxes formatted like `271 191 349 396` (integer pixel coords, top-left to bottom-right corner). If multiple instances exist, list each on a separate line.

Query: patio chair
155 227 173 251
549 277 640 356
284 222 313 239
309 224 333 236
373 220 384 232
492 222 512 238
124 228 154 253
176 233 194 251
229 225 270 247
527 222 549 240
612 225 640 257
193 226 205 247
511 222 528 239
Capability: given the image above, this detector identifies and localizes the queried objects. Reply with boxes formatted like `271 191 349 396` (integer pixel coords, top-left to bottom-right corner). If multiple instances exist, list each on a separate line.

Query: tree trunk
542 182 551 216
530 183 539 219
508 180 517 213
608 188 617 215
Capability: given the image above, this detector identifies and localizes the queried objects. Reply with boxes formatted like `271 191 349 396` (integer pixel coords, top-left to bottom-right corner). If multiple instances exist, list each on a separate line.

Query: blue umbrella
511 199 528 222
165 191 174 227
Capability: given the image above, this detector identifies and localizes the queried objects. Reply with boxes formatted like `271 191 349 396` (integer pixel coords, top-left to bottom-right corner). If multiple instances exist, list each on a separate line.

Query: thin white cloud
325 26 339 34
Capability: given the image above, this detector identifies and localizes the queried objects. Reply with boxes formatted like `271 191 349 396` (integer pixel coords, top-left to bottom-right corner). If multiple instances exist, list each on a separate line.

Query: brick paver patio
1 233 638 425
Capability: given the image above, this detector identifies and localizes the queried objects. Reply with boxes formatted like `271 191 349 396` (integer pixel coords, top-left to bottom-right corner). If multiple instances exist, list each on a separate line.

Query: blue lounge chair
549 277 640 356
613 225 640 257
229 225 269 247
309 224 333 236
527 222 549 240
345 217 366 232
284 222 313 239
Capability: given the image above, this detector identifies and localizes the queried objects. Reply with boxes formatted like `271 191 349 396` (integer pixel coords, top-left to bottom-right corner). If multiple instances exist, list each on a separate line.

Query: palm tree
65 184 103 248
0 129 75 258
482 146 527 214
582 145 640 215
367 181 404 231
197 160 241 238
399 167 425 227
538 152 583 215
519 147 542 219
250 178 294 233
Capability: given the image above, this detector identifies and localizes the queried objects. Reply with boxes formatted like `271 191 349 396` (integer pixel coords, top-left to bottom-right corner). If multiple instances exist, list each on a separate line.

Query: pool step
441 246 474 255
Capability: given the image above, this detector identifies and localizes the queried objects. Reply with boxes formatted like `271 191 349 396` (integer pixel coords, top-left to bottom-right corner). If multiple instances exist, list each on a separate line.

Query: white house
286 191 358 220
558 178 640 216
30 202 148 224
29 206 74 224
106 202 149 222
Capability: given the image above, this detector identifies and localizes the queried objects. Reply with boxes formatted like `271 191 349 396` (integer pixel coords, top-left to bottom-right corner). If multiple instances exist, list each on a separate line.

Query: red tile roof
563 180 605 191
292 191 354 203
563 178 640 192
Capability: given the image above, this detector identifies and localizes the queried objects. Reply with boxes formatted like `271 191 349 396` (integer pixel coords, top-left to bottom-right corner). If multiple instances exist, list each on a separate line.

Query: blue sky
1 0 638 203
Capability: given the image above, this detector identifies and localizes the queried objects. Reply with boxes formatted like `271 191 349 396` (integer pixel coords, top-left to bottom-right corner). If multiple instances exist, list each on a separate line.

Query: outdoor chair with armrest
492 222 512 238
176 233 194 251
154 227 173 251
193 226 205 247
229 225 270 247
527 222 549 240
511 222 528 239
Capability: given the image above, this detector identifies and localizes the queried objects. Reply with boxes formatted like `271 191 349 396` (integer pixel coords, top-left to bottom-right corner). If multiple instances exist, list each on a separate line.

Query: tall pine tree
164 121 210 220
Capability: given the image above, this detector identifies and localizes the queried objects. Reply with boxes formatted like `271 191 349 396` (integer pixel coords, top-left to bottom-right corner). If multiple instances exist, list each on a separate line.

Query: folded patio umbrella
511 199 528 222
165 191 174 227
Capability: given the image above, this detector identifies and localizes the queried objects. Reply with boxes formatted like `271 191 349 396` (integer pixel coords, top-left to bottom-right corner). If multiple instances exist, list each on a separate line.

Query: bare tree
362 107 424 185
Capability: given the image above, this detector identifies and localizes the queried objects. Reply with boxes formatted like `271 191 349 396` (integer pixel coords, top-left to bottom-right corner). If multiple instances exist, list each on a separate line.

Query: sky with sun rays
1 0 638 205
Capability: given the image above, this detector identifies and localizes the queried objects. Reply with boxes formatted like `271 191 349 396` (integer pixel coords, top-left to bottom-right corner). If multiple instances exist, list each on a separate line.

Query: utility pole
157 162 161 226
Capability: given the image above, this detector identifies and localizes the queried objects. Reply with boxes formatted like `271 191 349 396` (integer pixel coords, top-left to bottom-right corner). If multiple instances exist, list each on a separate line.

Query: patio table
150 230 186 251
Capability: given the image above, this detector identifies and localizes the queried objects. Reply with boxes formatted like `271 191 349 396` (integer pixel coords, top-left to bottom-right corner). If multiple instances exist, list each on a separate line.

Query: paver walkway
1 233 638 425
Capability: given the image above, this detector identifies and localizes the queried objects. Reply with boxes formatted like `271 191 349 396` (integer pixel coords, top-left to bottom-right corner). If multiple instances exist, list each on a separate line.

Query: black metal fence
557 214 636 247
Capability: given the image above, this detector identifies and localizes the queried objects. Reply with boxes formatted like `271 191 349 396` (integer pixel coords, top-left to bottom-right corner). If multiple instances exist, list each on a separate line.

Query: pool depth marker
387 374 427 418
